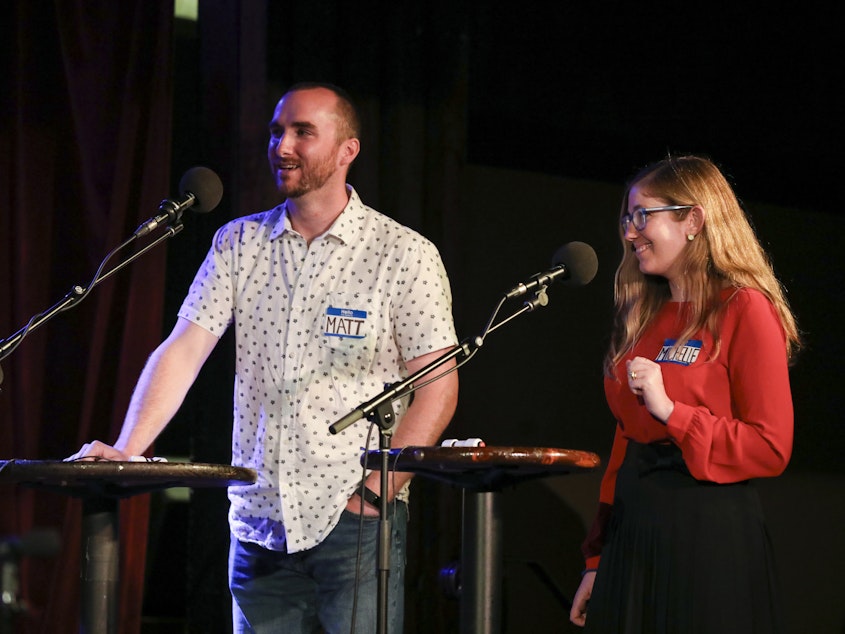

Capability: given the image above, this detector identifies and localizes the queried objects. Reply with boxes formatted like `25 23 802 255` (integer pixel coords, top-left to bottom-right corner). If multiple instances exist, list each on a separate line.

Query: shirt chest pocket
320 293 379 370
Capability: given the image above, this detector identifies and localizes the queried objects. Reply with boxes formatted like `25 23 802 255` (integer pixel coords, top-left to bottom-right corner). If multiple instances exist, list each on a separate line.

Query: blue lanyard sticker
324 306 368 339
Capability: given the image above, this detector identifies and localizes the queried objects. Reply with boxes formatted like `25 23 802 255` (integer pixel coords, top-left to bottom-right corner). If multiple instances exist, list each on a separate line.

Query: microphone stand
328 280 558 634
0 221 184 374
331 342 469 634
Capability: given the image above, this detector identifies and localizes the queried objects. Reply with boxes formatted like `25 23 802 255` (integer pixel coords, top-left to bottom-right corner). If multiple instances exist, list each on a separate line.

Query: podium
0 459 256 634
363 445 600 634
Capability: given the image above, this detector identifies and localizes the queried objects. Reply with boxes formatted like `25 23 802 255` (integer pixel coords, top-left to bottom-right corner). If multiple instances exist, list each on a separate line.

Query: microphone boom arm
328 277 557 436
0 223 183 363
328 339 474 435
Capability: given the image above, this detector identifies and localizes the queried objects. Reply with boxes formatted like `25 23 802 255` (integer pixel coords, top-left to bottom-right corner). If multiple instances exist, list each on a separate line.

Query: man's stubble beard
277 146 341 199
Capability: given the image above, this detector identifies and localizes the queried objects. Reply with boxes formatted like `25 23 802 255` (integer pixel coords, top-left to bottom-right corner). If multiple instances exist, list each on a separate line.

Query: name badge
655 339 702 365
324 306 367 339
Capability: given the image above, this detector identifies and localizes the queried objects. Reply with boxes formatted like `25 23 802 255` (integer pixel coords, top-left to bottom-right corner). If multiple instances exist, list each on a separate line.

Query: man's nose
273 134 292 156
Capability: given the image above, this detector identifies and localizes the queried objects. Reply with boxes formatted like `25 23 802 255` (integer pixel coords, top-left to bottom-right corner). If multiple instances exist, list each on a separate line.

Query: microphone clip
157 196 190 223
524 285 550 311
504 264 566 300
133 193 196 238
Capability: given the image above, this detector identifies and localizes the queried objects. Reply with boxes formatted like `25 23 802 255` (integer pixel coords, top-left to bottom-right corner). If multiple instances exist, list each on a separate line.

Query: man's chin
276 182 307 199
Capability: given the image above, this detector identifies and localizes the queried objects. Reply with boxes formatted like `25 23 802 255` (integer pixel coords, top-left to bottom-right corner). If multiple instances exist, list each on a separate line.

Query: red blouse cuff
664 400 694 442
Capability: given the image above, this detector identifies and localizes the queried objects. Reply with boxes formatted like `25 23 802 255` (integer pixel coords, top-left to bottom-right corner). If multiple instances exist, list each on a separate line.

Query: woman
569 155 800 633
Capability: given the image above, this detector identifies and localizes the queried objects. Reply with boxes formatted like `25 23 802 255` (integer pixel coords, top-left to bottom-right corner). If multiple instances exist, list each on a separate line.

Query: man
69 82 460 633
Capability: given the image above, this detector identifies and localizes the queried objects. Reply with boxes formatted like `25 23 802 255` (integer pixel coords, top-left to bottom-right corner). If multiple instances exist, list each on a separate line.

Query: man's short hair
285 81 361 141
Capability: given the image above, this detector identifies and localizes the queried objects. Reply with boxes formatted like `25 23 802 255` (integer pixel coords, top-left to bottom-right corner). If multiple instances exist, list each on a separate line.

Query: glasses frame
620 205 694 233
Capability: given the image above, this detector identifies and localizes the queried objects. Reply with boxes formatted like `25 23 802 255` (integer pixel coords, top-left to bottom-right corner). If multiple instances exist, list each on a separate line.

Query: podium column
80 496 119 633
461 490 502 634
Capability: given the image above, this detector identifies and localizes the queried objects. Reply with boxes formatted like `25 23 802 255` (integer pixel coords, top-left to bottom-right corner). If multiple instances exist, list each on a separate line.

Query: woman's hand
570 569 596 627
626 356 675 423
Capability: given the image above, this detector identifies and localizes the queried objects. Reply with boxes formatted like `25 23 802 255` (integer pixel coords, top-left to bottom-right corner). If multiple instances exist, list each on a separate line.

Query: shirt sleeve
177 220 241 337
581 424 628 568
664 289 793 482
390 237 458 362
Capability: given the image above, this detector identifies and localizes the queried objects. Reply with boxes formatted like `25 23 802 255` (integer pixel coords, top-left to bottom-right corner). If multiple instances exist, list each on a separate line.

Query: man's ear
338 138 360 167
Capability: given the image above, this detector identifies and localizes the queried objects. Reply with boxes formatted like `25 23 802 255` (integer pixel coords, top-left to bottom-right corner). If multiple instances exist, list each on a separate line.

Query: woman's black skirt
585 441 783 634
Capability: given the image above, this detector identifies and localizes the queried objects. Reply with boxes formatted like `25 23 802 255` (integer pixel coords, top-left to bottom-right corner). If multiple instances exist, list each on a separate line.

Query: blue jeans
229 503 408 634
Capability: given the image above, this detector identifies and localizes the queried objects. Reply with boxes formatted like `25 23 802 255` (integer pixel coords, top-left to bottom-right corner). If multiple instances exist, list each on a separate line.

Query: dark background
3 1 843 632
465 2 842 215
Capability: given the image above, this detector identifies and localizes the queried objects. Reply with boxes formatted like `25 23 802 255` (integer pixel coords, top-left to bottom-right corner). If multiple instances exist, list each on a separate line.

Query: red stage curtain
0 1 175 631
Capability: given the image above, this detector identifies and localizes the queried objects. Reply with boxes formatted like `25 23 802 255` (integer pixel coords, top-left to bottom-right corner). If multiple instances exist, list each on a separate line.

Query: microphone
504 241 598 299
133 166 224 237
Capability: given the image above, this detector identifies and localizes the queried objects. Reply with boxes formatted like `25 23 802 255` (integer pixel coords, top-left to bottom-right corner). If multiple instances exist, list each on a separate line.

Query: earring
687 234 695 241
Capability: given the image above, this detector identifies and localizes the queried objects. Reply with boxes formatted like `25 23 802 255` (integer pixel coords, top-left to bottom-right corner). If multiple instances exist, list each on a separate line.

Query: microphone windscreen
179 166 224 213
552 241 598 287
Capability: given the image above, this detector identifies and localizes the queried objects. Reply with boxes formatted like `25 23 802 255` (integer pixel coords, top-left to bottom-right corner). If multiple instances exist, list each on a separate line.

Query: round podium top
362 446 601 491
0 459 257 498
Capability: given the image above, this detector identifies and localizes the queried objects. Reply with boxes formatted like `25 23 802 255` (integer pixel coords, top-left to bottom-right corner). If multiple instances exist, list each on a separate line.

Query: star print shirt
582 287 793 569
177 186 458 553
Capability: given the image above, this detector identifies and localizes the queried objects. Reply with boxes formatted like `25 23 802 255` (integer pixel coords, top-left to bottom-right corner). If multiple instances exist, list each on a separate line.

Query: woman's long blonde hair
604 154 801 377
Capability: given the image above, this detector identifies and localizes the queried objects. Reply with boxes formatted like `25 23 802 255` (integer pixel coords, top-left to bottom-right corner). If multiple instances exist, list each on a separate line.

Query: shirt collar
270 185 363 245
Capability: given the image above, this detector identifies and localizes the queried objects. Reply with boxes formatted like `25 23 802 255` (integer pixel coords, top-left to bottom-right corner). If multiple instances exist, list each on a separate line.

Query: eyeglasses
620 205 694 233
